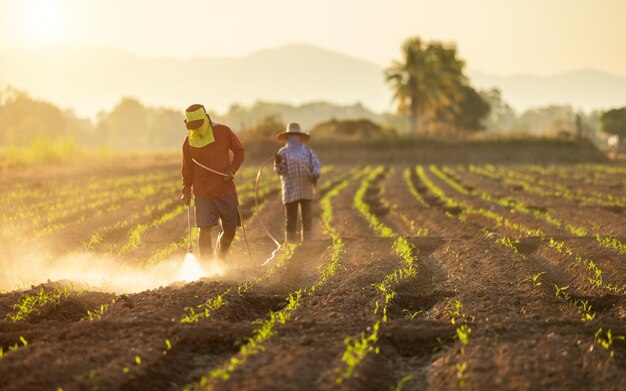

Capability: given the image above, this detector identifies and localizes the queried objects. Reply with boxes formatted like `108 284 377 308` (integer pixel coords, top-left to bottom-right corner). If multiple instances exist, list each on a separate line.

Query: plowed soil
1 156 626 391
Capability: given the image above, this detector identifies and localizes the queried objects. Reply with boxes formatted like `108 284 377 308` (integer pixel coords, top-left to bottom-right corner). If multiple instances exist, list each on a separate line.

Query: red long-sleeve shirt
181 123 245 198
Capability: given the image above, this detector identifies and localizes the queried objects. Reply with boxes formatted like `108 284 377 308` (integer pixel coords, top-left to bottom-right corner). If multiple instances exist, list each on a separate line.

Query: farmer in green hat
181 104 245 269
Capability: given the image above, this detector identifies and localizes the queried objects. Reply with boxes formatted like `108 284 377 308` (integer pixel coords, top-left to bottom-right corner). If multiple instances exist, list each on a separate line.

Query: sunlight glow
178 252 206 281
25 2 63 42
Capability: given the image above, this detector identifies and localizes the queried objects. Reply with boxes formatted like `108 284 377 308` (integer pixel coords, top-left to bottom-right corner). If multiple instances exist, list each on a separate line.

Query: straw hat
277 123 310 143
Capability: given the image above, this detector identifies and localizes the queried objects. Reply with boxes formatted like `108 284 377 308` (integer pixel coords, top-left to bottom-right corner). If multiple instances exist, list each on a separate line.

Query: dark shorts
195 193 241 229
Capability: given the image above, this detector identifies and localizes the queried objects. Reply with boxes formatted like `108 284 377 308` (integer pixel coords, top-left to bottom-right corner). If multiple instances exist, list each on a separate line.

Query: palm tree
385 37 467 133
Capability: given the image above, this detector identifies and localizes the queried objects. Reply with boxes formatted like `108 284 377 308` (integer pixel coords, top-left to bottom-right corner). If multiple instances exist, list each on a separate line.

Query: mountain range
468 68 626 113
1 44 625 117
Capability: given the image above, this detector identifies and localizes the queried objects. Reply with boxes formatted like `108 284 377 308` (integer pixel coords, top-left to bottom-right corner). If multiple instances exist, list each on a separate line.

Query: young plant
521 272 546 287
594 328 625 360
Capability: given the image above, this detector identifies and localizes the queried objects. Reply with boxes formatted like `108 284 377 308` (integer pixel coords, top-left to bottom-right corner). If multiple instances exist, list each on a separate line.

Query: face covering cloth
286 134 302 148
186 107 215 148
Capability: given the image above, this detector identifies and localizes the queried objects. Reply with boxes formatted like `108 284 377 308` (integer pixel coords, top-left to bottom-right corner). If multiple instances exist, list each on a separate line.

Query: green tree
146 107 188 148
242 114 286 139
444 85 491 132
95 98 190 148
600 107 626 138
385 37 467 133
0 87 69 145
479 88 516 133
513 105 575 135
96 97 148 148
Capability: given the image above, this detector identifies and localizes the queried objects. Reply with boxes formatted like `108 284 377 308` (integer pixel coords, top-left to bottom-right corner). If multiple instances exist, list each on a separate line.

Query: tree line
1 35 625 147
383 36 624 141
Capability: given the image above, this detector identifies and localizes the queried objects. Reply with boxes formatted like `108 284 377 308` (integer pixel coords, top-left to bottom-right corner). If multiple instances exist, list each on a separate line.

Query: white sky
1 0 625 76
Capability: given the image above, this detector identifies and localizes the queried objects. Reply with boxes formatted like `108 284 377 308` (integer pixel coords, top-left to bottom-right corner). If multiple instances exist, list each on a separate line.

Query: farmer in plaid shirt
274 123 321 242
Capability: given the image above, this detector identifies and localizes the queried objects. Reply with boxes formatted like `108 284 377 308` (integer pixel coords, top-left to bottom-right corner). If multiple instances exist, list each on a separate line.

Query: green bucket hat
185 104 215 148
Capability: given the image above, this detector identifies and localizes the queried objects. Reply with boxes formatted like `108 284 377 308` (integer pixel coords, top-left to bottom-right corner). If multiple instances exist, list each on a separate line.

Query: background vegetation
0 35 623 159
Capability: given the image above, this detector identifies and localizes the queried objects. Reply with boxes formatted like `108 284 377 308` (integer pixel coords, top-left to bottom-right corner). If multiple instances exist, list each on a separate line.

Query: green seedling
595 328 625 360
181 289 230 323
447 299 464 323
403 309 423 320
496 236 520 253
456 362 468 388
456 324 472 346
403 167 429 207
7 287 71 322
554 284 570 300
353 167 395 238
162 339 173 356
394 374 414 391
521 272 546 287
336 321 381 384
433 337 450 353
83 303 109 321
237 283 251 295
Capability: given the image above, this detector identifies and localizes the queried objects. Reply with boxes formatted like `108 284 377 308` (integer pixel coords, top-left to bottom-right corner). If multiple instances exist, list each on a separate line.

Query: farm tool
191 159 256 267
250 154 319 264
179 204 205 281
190 155 317 268
187 204 193 253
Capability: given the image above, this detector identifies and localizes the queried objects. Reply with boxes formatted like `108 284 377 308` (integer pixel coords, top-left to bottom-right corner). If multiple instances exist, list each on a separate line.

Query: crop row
5 286 71 322
2 180 180 243
445 166 626 257
469 165 626 208
414 165 622 370
79 242 301 386
72 169 350 387
0 170 178 223
506 165 625 206
423 165 626 294
1 166 271 247
334 166 420 384
521 165 614 187
180 170 359 388
82 197 178 250
0 169 176 208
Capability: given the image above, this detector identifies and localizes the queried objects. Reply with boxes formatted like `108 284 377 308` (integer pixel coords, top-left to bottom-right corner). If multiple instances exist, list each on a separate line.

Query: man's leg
198 227 213 262
300 199 313 241
285 201 299 242
195 196 219 264
214 193 241 262
214 226 222 259
216 227 236 260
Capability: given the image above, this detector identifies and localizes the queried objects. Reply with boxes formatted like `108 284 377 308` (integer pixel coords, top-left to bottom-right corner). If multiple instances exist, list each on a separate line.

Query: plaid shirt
274 144 321 204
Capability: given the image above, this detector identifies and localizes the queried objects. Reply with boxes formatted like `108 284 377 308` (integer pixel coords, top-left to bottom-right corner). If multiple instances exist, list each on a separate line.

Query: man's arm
274 150 286 175
227 127 245 174
308 147 321 178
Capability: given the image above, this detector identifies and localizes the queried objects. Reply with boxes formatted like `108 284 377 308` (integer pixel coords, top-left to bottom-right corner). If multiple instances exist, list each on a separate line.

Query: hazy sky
1 0 625 76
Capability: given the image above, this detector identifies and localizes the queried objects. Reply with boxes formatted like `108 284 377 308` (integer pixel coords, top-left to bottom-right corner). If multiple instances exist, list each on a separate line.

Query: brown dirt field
1 153 626 391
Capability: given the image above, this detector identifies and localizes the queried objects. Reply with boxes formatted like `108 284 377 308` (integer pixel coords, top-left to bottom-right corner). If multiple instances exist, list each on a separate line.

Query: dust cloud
0 249 222 294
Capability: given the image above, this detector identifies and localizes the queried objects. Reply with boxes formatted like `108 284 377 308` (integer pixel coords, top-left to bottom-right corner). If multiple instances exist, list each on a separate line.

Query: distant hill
221 100 387 131
468 68 626 112
0 44 392 117
1 44 626 118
